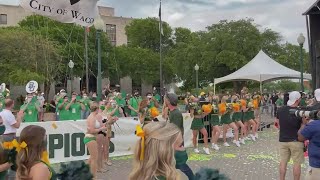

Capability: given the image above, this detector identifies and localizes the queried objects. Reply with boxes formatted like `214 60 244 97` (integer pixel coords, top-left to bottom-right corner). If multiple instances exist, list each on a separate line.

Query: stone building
0 4 157 100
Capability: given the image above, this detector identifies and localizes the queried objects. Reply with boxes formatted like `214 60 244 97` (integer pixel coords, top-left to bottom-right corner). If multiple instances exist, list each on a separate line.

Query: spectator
271 92 279 117
81 92 91 119
48 100 56 113
129 122 181 180
37 92 45 121
298 119 320 180
0 99 24 142
307 89 320 111
275 91 304 180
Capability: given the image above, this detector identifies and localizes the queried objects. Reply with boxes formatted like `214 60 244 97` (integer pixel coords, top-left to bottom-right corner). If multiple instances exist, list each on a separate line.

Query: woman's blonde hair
139 99 149 112
90 101 99 112
16 125 47 180
129 122 180 180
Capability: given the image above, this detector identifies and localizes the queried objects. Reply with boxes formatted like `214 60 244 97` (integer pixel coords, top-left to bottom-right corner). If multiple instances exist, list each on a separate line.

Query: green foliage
263 80 299 92
125 17 173 52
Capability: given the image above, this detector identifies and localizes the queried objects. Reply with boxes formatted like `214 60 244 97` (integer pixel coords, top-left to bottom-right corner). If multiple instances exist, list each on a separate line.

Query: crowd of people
0 83 319 180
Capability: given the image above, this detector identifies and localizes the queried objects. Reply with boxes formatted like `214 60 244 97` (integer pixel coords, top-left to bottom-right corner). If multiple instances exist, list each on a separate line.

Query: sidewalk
98 128 308 180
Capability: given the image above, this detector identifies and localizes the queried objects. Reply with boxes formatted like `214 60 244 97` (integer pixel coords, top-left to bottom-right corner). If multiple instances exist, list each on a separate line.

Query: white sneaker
250 134 256 141
255 134 259 139
235 141 241 147
240 138 246 145
245 137 251 141
212 144 220 151
194 148 200 153
203 147 210 155
223 142 230 147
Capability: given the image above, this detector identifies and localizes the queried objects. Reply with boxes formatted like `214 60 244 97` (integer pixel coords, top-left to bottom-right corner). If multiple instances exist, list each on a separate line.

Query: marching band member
65 92 86 121
189 97 210 155
210 95 221 151
231 95 246 145
81 92 92 119
20 93 41 122
220 96 240 147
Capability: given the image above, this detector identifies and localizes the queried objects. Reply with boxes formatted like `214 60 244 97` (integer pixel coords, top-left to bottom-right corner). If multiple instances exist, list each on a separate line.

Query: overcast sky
0 0 317 45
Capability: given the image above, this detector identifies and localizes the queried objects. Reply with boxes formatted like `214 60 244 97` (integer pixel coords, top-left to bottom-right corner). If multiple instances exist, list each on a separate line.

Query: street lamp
94 18 105 101
68 60 74 96
297 33 305 92
194 64 199 96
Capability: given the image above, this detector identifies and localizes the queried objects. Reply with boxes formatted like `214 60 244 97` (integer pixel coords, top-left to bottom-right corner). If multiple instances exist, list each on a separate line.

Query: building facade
0 4 132 46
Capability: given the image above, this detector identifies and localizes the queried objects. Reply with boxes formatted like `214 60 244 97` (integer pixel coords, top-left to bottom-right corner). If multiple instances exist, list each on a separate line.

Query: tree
125 18 173 52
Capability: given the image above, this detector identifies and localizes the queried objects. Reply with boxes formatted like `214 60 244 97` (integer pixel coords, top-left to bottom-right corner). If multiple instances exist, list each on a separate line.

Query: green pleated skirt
232 112 242 122
221 113 232 125
191 118 204 130
210 114 220 126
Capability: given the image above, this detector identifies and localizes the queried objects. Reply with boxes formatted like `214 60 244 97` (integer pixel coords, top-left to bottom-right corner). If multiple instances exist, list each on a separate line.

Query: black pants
177 164 194 180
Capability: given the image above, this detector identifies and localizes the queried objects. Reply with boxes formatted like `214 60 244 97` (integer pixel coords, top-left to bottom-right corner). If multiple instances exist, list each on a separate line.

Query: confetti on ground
52 122 57 129
247 154 275 161
111 155 133 160
223 154 236 158
188 153 214 161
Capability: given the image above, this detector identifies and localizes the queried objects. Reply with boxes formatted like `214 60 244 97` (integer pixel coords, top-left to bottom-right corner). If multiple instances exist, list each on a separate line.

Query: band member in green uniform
65 92 86 120
128 91 142 117
115 93 127 117
20 93 41 122
209 95 221 151
220 96 240 147
231 95 246 145
146 92 160 108
16 125 57 180
57 95 70 121
81 92 91 119
189 97 210 155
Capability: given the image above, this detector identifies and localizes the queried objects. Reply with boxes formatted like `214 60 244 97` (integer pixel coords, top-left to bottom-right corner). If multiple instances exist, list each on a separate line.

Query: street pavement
97 127 309 180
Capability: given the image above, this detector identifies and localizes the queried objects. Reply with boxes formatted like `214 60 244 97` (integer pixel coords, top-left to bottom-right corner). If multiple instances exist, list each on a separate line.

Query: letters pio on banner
26 80 39 94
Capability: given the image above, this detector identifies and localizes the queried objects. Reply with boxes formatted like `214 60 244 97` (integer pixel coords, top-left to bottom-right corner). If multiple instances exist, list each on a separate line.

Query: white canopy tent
213 50 312 94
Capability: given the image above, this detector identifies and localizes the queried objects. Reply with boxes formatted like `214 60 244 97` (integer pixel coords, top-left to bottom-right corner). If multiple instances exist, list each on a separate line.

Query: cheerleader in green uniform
231 95 246 145
190 98 210 155
219 96 240 147
209 95 221 151
242 94 257 141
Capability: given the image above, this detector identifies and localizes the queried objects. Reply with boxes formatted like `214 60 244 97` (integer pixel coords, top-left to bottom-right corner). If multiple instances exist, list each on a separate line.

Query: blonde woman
219 96 240 147
190 98 210 155
84 102 108 179
231 95 246 145
130 122 181 180
102 100 119 166
16 125 55 180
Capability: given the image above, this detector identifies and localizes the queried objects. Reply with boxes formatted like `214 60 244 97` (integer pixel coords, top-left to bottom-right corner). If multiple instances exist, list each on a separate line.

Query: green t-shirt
0 99 5 112
58 102 70 121
115 97 126 107
21 103 39 122
169 109 184 135
129 97 142 116
155 94 161 102
300 98 307 107
275 98 284 107
68 103 82 120
107 107 120 117
82 98 91 111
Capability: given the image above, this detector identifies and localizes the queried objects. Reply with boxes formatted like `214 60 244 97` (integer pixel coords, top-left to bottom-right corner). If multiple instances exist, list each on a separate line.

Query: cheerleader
189 97 210 155
252 94 261 139
241 94 257 141
209 95 221 151
220 96 240 147
138 99 154 127
231 95 246 145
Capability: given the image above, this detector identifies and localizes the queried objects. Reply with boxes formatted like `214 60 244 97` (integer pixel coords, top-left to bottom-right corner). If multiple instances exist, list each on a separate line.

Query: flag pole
159 0 163 101
85 27 89 92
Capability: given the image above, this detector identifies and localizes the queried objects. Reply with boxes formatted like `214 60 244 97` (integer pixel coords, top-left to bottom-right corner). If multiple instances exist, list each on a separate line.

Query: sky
0 0 317 45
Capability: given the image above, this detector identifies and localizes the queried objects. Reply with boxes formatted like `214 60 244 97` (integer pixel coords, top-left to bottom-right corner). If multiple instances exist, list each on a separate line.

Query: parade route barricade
16 114 195 164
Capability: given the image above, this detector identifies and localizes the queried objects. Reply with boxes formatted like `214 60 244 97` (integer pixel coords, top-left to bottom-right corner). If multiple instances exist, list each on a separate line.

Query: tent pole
214 83 216 95
259 75 262 94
